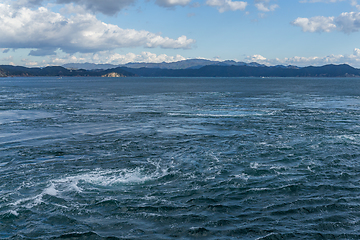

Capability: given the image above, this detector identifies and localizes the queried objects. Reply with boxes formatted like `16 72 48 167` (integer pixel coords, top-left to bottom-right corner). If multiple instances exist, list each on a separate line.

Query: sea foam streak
9 167 169 210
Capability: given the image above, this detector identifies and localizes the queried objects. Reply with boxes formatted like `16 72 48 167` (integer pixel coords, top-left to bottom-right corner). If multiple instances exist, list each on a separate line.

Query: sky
2 0 360 67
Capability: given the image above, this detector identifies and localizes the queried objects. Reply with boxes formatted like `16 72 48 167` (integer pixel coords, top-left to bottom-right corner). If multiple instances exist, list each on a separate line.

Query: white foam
335 134 359 142
270 165 287 170
10 166 168 210
8 210 19 216
43 167 164 198
234 173 249 181
43 183 58 196
62 168 155 188
12 192 44 209
250 162 260 169
12 183 61 209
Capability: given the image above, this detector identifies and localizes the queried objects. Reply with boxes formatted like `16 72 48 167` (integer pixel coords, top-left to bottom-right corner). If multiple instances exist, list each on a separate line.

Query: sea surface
1 77 360 239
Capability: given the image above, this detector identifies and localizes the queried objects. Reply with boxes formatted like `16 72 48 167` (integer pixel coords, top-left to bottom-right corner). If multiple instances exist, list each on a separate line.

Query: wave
0 110 54 125
167 110 269 118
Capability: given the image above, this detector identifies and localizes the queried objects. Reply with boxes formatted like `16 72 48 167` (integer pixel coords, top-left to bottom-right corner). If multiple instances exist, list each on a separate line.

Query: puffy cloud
292 12 360 33
254 0 278 12
246 54 267 62
335 12 360 32
0 4 195 55
155 0 192 7
206 0 248 13
291 16 336 32
245 48 360 67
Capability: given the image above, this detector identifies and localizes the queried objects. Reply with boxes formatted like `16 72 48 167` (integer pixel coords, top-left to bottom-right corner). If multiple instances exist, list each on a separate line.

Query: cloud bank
0 4 195 55
245 48 360 67
104 51 187 64
8 51 187 67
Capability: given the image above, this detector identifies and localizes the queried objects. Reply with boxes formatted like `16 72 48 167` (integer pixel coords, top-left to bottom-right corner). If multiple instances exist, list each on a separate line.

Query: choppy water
1 77 360 239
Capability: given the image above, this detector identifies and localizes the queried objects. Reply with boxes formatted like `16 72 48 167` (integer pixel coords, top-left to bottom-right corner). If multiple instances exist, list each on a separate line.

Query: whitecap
234 173 249 181
69 168 155 187
250 162 260 169
8 210 19 216
43 183 58 196
9 166 169 210
11 192 44 209
46 167 166 196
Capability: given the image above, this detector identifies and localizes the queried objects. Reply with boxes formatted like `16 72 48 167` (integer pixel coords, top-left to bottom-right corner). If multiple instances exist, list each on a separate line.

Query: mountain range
62 59 268 70
0 59 360 78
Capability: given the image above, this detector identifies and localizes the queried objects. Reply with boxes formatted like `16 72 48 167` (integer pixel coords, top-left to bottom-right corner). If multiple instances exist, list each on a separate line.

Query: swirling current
1 77 360 239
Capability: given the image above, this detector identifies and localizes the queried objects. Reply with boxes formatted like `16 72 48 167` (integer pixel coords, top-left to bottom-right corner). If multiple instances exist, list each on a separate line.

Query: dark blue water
1 77 360 239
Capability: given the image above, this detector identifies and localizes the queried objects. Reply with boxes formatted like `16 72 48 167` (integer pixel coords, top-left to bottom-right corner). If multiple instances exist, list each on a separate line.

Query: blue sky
1 0 360 67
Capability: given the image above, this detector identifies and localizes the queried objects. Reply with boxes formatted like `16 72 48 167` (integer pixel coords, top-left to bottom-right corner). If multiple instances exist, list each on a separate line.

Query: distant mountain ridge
122 63 360 77
62 59 268 70
1 62 359 78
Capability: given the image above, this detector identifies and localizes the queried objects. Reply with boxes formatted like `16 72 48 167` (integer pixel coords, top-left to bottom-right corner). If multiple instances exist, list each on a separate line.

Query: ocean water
1 77 360 239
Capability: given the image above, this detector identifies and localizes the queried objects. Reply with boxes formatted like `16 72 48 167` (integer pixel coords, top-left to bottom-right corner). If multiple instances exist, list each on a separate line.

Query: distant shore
1 63 360 78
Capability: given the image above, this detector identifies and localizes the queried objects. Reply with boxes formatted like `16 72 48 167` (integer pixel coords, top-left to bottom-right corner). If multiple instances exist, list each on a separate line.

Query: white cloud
105 51 187 64
245 48 360 67
254 0 278 12
206 0 248 13
292 16 336 32
0 4 195 55
292 12 360 33
155 0 192 7
19 51 187 67
335 12 360 32
246 54 267 62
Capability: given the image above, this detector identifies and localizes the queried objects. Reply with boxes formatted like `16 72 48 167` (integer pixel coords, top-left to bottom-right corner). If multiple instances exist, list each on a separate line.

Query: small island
101 72 126 77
